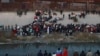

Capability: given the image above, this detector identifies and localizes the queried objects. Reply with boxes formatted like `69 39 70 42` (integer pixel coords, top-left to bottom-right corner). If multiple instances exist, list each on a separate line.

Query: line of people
37 48 68 56
85 10 100 15
1 20 100 37
3 48 100 56
11 23 100 37
37 48 100 56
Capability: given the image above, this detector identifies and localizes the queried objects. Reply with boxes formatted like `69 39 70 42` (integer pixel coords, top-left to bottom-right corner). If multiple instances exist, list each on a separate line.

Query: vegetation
0 31 100 43
0 31 18 43
73 32 100 42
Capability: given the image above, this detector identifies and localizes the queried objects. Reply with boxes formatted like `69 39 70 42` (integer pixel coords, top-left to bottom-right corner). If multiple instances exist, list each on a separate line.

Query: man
17 9 23 17
56 48 62 56
24 9 28 15
47 26 50 34
5 53 8 56
44 50 48 56
60 10 63 14
68 14 71 19
35 26 40 37
86 50 93 56
52 52 56 56
95 50 100 56
80 51 86 56
37 50 43 56
73 51 79 56
62 47 68 56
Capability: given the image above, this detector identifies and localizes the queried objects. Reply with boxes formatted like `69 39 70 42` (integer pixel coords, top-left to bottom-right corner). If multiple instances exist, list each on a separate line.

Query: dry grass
42 32 65 43
0 31 18 42
73 32 100 42
18 36 37 41
0 37 8 42
0 31 100 43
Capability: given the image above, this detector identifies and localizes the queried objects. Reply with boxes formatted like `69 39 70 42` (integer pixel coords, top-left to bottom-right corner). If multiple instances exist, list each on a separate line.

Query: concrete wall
0 0 99 11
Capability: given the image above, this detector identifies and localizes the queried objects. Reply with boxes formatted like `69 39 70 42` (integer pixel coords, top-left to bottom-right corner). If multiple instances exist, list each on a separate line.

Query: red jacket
34 16 37 19
62 48 68 56
35 27 39 32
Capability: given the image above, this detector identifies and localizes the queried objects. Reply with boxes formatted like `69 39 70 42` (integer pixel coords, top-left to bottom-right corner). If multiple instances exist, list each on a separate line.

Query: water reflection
0 43 100 56
0 44 19 50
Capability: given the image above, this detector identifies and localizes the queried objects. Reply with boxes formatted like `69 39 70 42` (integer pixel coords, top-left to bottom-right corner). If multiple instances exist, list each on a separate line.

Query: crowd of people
11 19 100 37
17 9 28 17
85 10 100 15
11 10 65 37
0 10 99 37
0 9 100 56
37 48 100 56
68 12 86 22
1 22 99 37
37 48 68 56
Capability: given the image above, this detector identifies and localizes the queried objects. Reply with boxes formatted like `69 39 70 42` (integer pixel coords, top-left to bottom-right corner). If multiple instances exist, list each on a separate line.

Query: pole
86 0 89 10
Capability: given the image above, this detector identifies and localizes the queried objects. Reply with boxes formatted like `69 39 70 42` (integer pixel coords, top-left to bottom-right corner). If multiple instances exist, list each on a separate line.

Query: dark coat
37 51 43 56
80 51 86 56
73 52 79 56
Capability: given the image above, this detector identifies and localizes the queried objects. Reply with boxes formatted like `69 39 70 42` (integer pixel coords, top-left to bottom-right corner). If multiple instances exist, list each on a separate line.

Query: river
0 43 100 56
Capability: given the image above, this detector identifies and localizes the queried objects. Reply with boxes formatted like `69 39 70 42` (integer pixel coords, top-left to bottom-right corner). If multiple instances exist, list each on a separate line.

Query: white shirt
52 54 56 56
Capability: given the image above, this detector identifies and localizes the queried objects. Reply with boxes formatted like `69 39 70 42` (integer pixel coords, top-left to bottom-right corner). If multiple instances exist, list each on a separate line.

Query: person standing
5 53 8 56
48 53 52 56
73 51 79 56
47 26 50 34
35 26 39 37
43 50 48 56
80 51 86 56
56 48 62 56
68 14 71 19
37 50 43 56
86 50 93 56
52 52 56 56
62 47 68 56
60 10 63 15
95 50 100 56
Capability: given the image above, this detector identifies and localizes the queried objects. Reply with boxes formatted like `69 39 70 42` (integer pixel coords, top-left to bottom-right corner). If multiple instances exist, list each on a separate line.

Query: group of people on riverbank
11 22 100 37
12 10 65 36
37 48 68 56
13 10 100 37
0 10 100 37
68 12 86 22
37 48 100 56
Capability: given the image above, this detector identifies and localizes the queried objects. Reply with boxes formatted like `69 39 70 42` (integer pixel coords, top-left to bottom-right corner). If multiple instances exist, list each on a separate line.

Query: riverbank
0 32 100 44
0 12 100 44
